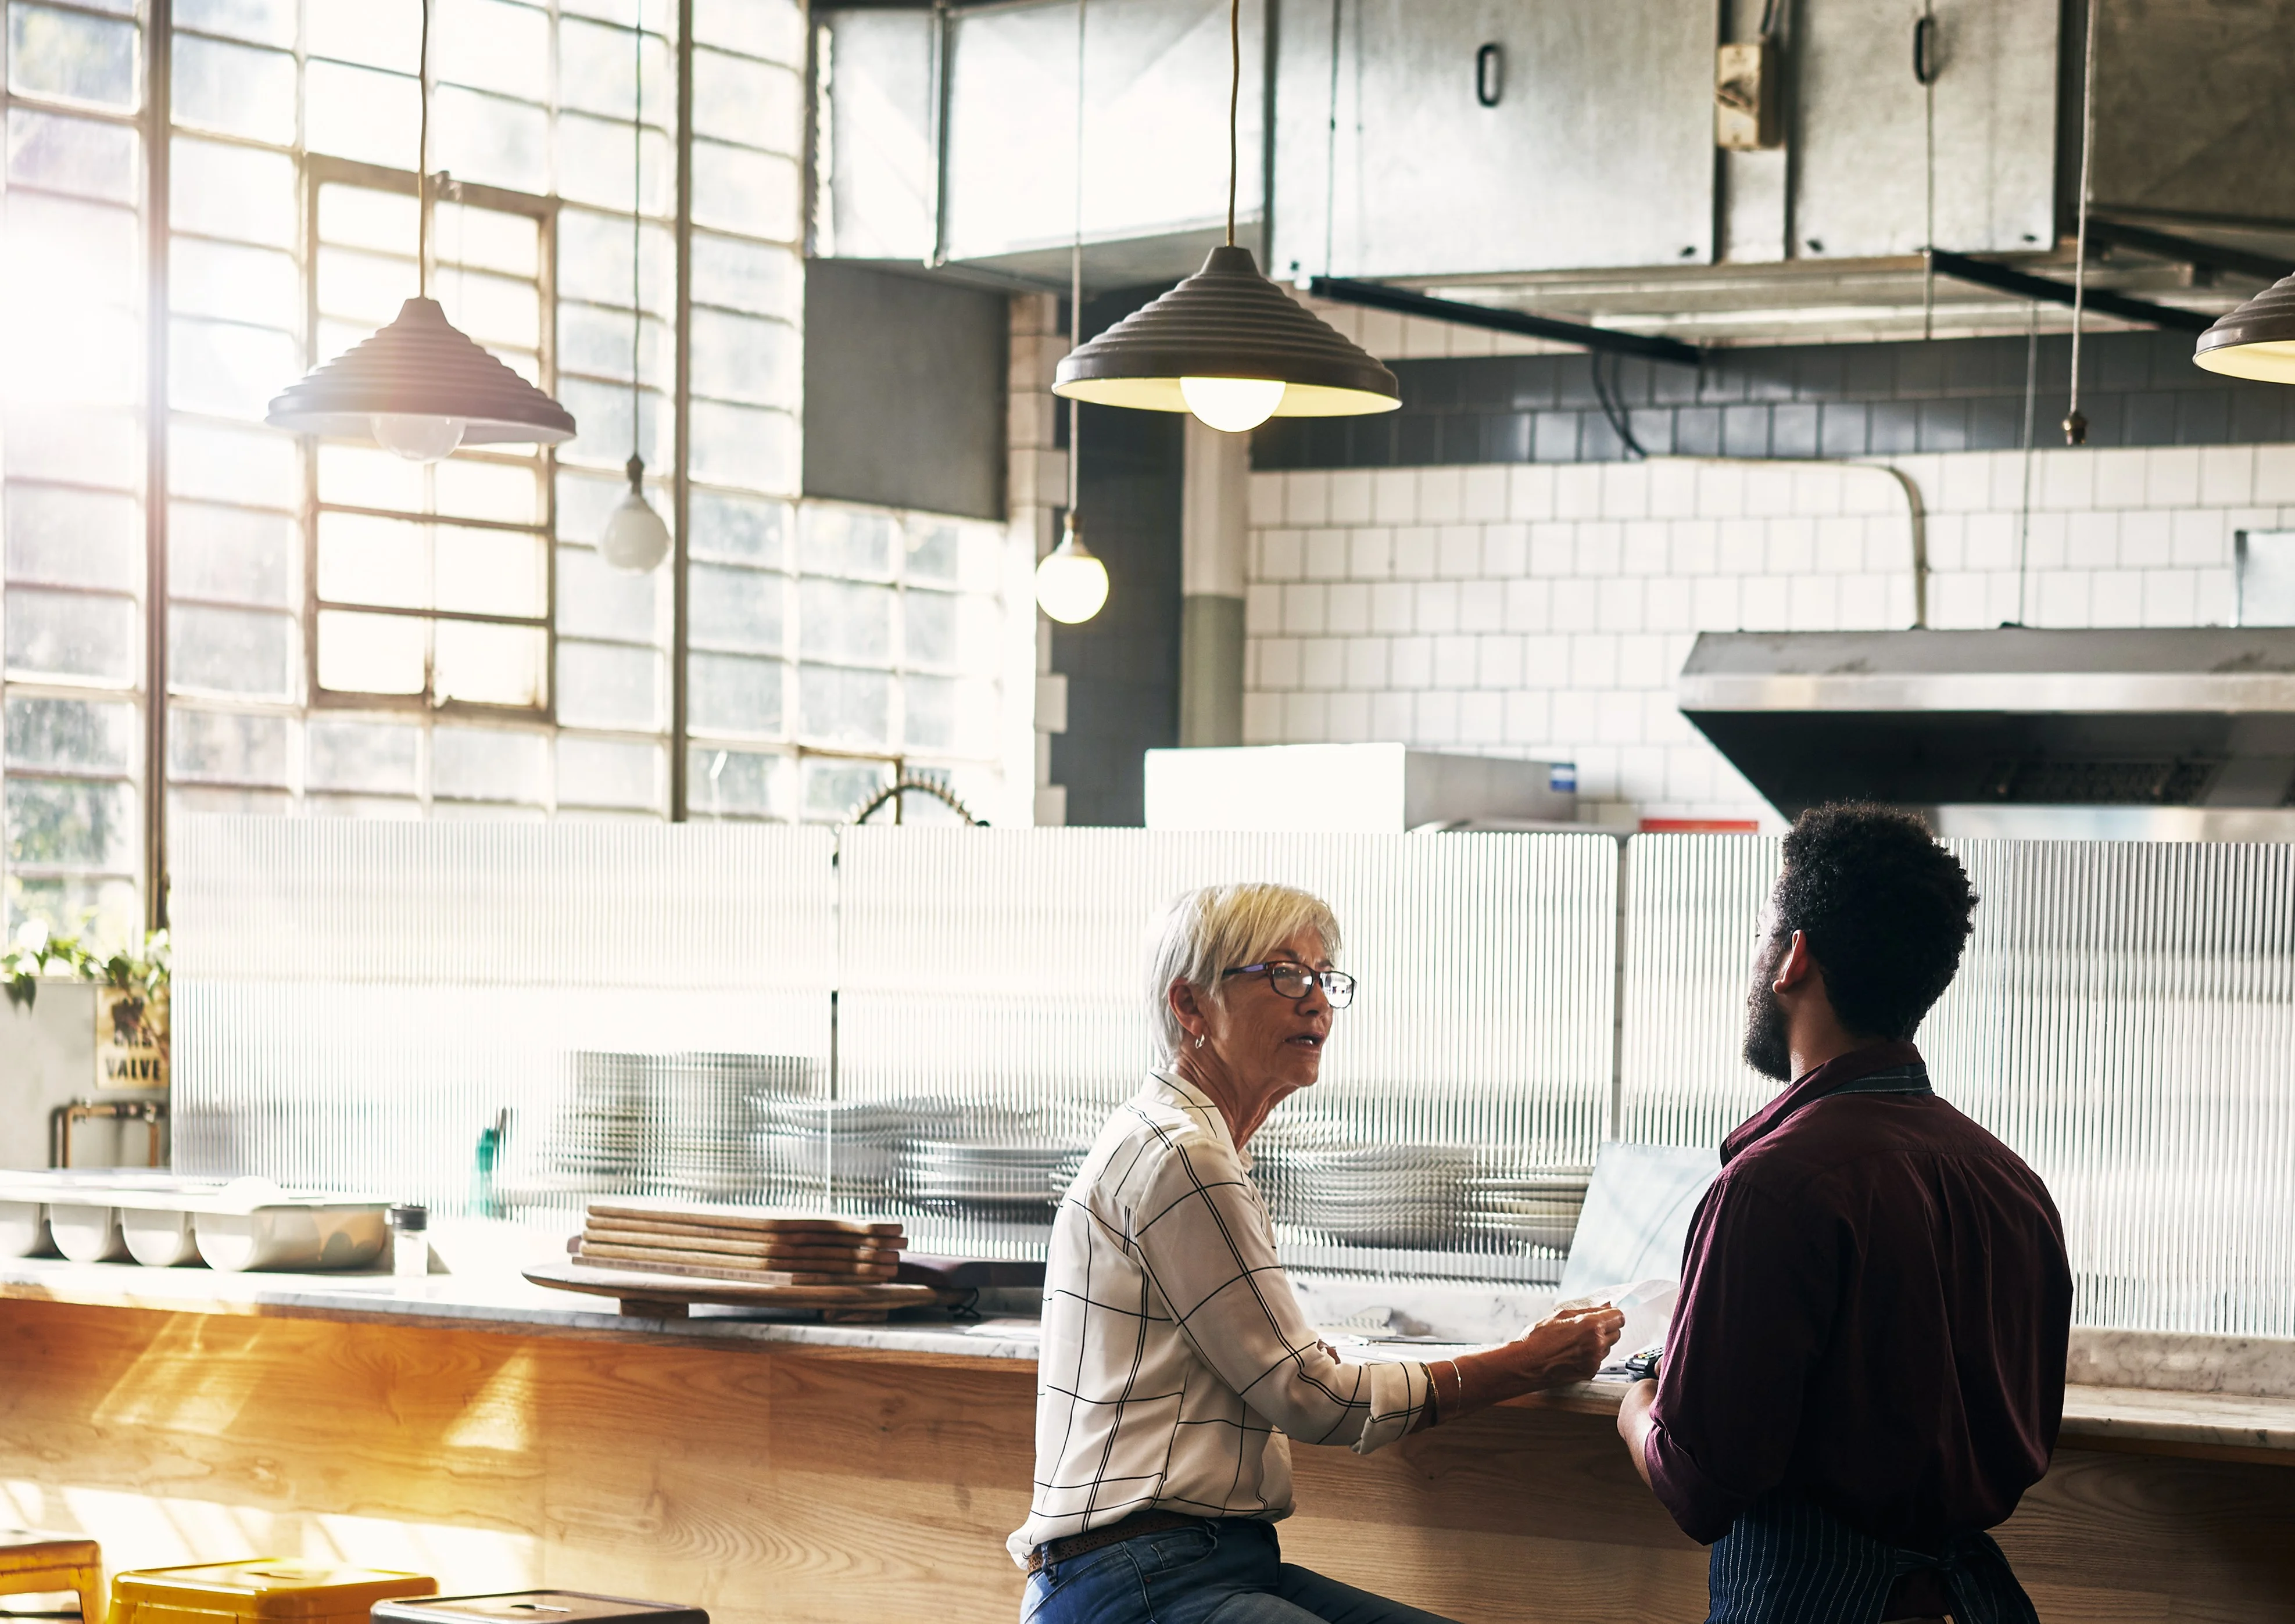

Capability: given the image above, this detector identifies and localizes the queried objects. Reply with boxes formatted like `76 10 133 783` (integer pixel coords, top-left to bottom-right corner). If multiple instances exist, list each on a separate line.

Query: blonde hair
1145 883 1342 1062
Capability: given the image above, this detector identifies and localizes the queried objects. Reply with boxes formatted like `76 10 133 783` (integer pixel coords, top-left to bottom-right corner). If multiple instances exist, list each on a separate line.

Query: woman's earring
1194 1033 1205 1049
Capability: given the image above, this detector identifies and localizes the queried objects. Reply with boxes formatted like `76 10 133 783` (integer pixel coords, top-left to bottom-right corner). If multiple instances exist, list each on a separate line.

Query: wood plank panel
0 1302 2288 1624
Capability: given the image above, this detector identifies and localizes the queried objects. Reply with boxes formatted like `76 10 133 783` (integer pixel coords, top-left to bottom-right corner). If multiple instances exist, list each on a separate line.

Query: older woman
1010 881 1624 1624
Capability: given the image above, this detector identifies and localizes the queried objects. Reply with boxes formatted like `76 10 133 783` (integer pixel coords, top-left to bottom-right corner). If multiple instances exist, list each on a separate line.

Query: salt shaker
388 1203 429 1278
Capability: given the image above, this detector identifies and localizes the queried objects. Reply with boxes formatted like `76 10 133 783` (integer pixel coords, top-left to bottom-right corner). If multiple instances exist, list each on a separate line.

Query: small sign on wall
95 986 167 1091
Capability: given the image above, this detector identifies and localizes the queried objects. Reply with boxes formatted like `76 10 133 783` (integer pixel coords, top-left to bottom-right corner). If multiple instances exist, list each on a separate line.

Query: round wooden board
525 1261 957 1321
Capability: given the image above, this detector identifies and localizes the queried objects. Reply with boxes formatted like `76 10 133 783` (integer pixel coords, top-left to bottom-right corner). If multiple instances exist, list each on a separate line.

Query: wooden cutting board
527 1261 955 1322
577 1241 896 1280
586 1200 904 1238
582 1223 900 1263
575 1249 896 1287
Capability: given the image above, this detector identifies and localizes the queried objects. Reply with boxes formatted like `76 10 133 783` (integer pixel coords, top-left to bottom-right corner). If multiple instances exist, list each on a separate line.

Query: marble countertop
1 1257 2287 1462
0 1257 1048 1365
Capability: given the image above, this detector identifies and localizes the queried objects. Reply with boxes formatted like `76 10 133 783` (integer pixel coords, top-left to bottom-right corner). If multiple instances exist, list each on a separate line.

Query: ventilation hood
1679 628 2295 840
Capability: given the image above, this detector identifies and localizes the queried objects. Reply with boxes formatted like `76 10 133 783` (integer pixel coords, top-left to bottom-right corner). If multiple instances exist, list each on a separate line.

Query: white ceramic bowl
120 1207 201 1267
0 1200 53 1257
195 1204 388 1272
48 1203 130 1263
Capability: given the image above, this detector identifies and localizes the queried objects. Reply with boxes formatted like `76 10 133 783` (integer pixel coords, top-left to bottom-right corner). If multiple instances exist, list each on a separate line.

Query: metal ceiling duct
1678 628 2295 841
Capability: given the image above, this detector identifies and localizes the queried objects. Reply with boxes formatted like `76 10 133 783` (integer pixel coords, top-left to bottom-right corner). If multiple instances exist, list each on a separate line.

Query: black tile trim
1251 331 2295 471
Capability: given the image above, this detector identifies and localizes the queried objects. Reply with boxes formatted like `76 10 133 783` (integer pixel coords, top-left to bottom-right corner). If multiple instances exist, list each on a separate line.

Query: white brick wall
1247 445 2295 827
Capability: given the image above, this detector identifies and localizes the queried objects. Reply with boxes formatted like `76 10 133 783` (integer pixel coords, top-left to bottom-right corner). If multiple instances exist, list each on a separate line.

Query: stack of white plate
1256 1143 1480 1249
754 1096 960 1202
536 1051 812 1202
895 1141 1072 1212
1460 1164 1593 1254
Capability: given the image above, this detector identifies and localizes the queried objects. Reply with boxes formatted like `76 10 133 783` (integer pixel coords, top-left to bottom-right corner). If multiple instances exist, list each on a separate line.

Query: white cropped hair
1145 882 1342 1062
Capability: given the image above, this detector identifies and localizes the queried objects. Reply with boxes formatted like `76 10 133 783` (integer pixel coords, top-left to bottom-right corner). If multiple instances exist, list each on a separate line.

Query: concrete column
1179 417 1249 747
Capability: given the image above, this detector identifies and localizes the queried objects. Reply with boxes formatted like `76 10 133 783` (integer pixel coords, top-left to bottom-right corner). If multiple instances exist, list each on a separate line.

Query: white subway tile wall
1246 446 2295 826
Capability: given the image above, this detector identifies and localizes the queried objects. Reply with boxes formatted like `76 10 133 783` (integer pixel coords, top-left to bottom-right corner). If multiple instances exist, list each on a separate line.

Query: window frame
299 153 563 722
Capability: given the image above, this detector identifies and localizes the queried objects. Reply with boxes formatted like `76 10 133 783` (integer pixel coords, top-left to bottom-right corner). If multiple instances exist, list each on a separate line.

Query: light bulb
1180 376 1286 433
1035 527 1109 624
601 486 671 572
370 413 467 462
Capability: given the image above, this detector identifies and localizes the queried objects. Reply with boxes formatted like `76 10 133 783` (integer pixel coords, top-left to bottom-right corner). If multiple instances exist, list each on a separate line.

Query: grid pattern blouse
1009 1070 1433 1566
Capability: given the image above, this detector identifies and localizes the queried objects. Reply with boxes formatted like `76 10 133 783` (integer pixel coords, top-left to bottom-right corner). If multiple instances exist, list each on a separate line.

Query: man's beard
1742 944 1793 1081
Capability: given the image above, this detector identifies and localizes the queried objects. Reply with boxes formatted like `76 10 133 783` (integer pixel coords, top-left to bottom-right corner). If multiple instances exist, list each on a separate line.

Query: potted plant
2 922 171 1091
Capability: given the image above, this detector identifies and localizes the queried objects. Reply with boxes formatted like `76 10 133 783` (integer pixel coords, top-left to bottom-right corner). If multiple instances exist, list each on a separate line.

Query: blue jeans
1021 1518 1462 1624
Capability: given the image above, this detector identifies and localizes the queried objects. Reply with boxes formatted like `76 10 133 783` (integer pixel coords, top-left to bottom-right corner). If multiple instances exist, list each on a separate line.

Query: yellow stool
0 1530 103 1624
110 1562 433 1624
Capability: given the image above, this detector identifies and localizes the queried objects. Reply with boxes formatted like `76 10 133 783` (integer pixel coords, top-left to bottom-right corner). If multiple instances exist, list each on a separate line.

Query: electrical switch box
1716 40 1781 150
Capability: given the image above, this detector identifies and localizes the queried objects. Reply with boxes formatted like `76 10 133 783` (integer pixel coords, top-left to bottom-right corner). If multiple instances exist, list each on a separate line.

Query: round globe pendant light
266 0 575 460
1051 0 1398 434
598 15 669 572
1035 511 1109 624
2194 274 2295 385
1036 0 1108 625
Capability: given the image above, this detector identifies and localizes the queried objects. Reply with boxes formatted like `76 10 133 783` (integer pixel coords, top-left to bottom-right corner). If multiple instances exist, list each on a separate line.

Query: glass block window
161 0 678 830
2 0 151 947
1 0 1016 938
685 501 1007 825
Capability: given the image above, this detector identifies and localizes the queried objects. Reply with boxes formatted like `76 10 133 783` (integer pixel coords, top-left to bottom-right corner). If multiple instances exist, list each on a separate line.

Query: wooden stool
0 1531 102 1624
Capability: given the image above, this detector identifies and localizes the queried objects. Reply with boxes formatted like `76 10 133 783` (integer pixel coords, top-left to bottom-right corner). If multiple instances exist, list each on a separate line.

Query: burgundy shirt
1644 1041 2073 1550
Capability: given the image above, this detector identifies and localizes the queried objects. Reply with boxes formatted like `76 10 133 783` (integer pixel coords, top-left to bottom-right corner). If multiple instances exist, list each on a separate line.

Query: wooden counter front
0 1297 2289 1624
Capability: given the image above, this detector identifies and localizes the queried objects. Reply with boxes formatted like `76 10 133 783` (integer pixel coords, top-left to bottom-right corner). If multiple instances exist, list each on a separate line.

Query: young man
1617 804 2074 1623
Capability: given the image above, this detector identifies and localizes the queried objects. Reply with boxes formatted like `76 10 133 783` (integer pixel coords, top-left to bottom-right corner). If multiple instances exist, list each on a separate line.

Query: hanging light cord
1921 0 1935 341
629 15 644 479
1225 0 1240 248
1322 0 1340 275
2066 0 2099 444
417 0 431 299
1068 0 1086 519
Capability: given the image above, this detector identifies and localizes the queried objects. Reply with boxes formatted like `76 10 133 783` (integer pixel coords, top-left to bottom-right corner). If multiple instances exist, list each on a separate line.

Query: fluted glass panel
170 817 835 1217
1619 834 2295 1339
836 828 1621 1278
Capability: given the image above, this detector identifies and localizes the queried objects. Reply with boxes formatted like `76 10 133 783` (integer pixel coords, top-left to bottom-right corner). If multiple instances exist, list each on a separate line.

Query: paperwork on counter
1555 1141 1720 1297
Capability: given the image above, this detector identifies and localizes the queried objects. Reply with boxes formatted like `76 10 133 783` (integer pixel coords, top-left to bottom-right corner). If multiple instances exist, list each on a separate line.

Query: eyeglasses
1222 960 1357 1009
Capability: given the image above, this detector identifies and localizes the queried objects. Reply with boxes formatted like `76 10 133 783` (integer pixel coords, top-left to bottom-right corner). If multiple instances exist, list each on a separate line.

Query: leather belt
1026 1510 1209 1575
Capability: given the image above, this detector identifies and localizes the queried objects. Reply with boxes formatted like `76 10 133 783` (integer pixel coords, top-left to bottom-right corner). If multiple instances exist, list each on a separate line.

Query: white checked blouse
1009 1070 1433 1566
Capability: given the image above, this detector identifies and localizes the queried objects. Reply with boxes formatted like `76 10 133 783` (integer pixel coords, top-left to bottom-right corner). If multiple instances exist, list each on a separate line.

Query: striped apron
1707 1492 2039 1624
1704 1063 2041 1624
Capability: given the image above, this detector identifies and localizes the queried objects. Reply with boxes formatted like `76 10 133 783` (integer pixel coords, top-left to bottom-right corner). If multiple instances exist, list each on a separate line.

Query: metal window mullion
2 764 139 787
167 592 299 616
142 0 173 935
309 600 547 632
669 0 694 821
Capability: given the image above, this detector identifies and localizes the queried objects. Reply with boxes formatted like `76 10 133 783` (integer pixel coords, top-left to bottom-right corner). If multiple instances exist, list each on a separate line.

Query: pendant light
1051 0 1399 435
2194 276 2295 384
599 17 671 571
266 0 575 460
1036 0 1108 625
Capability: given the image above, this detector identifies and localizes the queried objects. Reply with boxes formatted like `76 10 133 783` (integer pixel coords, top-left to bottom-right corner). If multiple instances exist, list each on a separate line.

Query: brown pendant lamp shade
266 297 578 444
1053 245 1401 418
2194 273 2295 385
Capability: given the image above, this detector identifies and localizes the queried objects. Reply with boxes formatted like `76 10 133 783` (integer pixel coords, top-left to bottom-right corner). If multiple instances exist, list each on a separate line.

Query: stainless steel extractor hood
1678 629 2295 841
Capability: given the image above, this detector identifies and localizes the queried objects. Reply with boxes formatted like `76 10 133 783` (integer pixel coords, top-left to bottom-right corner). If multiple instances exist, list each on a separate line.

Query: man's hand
1508 1302 1626 1388
1616 1378 1658 1489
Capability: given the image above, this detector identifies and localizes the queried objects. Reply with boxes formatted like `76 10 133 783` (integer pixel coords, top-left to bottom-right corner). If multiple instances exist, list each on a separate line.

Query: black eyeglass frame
1221 960 1358 1009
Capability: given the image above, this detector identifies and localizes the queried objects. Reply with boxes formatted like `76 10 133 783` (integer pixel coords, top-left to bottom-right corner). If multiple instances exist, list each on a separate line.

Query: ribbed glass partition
1619 834 2295 1338
170 819 837 1218
167 820 2295 1332
835 828 1623 1278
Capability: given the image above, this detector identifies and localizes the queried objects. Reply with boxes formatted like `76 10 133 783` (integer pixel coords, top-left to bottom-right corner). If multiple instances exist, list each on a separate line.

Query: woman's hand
1505 1303 1626 1388
1412 1303 1629 1433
